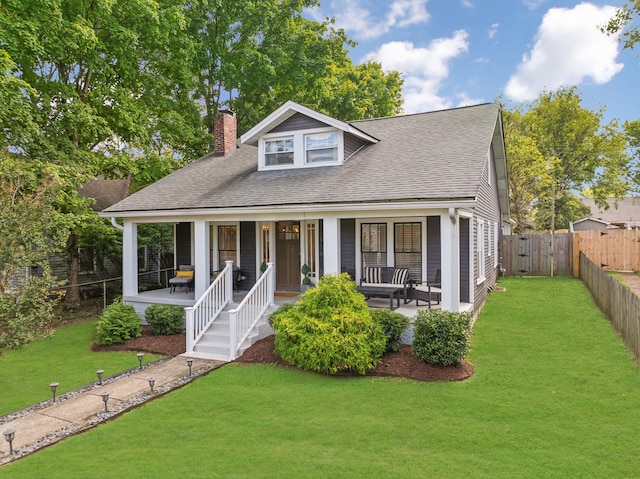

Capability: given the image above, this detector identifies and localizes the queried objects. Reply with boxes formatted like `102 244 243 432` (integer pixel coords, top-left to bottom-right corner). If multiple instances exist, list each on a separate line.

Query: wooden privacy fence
501 233 573 276
501 229 640 276
580 252 640 362
574 229 640 272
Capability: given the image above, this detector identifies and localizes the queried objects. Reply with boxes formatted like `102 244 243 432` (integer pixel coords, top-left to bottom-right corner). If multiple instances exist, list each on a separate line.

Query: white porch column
193 220 211 298
440 209 460 312
322 216 340 275
122 221 138 297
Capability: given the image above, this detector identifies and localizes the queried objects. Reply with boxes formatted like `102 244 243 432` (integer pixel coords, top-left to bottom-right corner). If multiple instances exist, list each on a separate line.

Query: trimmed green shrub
145 304 184 335
268 303 295 329
95 299 141 345
370 309 410 352
273 273 386 375
412 310 472 366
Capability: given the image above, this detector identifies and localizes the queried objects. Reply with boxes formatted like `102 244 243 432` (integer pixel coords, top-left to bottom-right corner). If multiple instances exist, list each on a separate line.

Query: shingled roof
103 103 503 215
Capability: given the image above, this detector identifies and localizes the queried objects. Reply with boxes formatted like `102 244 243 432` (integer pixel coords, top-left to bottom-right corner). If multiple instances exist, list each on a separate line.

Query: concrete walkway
620 272 640 296
0 355 225 465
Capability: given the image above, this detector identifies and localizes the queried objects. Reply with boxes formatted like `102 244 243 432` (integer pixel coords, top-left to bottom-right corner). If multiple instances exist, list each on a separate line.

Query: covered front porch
121 207 475 316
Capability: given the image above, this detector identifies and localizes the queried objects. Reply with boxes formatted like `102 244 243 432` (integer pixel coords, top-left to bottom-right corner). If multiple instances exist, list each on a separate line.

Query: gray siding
459 217 470 303
344 133 368 159
470 140 502 315
175 222 191 267
239 221 256 289
426 216 441 281
340 219 356 279
270 112 328 132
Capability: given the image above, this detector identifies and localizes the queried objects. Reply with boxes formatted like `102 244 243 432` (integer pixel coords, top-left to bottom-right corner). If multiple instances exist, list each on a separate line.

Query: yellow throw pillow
176 271 193 278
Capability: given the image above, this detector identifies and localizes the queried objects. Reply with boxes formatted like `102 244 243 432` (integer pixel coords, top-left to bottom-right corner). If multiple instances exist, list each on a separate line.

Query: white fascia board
99 198 478 222
240 100 378 146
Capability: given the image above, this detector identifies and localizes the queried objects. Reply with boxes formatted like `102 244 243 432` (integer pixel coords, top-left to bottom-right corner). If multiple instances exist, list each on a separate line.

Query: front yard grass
0 319 161 416
2 277 640 478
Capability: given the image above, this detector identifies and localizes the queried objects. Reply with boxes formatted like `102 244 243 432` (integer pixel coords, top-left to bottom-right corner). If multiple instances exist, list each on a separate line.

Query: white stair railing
228 262 275 360
185 260 234 354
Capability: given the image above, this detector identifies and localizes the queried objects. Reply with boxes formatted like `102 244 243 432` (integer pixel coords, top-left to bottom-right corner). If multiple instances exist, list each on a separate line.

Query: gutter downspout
110 217 124 231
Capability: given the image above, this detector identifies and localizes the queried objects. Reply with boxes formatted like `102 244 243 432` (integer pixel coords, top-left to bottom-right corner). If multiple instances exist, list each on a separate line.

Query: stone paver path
0 355 225 465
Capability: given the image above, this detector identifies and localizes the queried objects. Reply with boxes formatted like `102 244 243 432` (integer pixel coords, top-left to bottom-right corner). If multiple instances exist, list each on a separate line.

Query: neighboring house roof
78 177 131 212
103 102 506 216
570 217 613 231
581 197 640 229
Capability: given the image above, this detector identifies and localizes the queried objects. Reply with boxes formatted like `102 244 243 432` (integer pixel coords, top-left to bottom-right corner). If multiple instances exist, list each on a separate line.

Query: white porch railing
228 262 275 360
185 260 234 354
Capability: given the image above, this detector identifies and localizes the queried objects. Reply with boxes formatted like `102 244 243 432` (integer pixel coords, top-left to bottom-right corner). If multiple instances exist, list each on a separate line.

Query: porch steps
191 304 276 361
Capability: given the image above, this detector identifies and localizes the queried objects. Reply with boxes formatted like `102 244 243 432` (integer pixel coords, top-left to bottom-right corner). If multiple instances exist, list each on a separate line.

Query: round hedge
271 273 386 375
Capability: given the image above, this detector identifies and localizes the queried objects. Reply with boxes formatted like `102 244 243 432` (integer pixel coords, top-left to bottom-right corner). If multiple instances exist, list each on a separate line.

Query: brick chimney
213 109 237 156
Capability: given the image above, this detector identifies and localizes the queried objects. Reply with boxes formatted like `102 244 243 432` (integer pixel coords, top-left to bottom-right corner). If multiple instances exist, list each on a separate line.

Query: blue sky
306 1 638 124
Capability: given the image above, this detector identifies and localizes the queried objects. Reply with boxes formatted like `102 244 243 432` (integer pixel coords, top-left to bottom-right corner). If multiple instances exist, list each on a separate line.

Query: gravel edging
0 359 224 465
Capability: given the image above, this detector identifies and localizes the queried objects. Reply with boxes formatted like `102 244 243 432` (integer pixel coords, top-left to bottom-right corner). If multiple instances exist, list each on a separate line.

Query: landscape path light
96 369 104 385
50 382 59 402
3 429 15 455
148 378 155 393
137 353 144 369
187 358 193 377
100 392 109 413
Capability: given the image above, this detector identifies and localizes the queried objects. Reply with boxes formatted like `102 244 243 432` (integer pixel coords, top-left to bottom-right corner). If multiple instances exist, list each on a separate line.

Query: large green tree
0 0 404 308
504 87 631 231
184 0 403 134
0 0 204 305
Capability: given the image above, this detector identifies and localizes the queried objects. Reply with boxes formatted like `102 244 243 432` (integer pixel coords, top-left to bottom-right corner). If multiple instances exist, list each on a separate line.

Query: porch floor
127 287 471 316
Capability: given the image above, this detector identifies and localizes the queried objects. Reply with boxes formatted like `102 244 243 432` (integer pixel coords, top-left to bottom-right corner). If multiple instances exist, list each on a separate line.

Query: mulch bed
94 328 473 382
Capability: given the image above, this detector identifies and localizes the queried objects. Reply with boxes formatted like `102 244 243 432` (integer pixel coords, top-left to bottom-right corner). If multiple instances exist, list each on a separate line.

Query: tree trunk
65 233 81 307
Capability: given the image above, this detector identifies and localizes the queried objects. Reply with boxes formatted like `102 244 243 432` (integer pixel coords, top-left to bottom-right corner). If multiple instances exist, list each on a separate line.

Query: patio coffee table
356 285 402 310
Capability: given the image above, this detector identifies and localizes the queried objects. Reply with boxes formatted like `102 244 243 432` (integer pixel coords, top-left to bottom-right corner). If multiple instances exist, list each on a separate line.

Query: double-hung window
264 137 294 166
218 225 237 266
394 223 422 280
361 223 387 270
305 132 338 164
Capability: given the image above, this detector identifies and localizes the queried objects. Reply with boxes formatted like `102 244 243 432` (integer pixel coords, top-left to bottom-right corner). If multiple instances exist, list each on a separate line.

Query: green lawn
2 277 640 478
0 319 161 415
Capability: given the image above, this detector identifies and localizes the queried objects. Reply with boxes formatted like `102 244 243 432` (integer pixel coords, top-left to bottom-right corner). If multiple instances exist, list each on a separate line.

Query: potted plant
259 261 267 276
300 263 312 292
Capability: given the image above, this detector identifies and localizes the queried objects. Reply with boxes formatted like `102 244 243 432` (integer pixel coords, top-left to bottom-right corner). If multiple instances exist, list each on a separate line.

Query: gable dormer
240 101 378 171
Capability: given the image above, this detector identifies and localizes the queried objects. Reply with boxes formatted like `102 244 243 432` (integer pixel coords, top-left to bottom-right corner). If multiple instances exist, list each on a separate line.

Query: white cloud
330 0 430 40
488 23 499 39
387 0 430 28
523 0 547 9
365 30 470 113
461 0 474 7
505 3 624 102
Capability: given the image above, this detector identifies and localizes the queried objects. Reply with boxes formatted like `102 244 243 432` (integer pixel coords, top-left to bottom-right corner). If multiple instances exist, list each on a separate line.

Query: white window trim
301 220 320 282
355 217 427 284
211 222 240 271
494 222 499 268
258 127 344 171
476 218 486 285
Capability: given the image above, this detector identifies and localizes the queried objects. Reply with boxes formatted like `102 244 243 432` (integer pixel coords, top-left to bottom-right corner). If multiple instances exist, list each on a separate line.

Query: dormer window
259 127 344 170
305 132 338 164
265 137 294 166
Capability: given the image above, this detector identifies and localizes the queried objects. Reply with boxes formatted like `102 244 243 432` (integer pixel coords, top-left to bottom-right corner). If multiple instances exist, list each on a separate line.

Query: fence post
185 307 194 353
